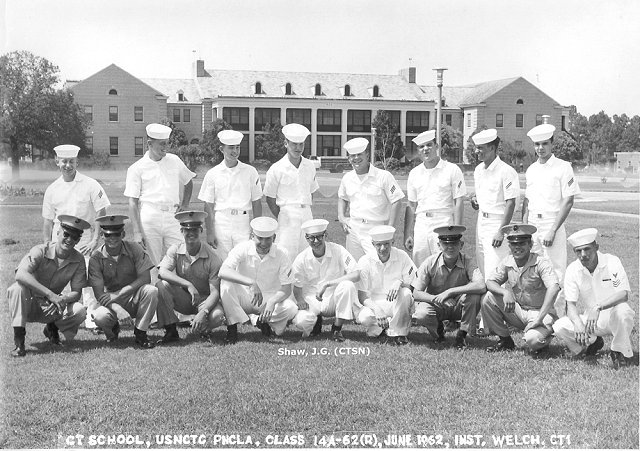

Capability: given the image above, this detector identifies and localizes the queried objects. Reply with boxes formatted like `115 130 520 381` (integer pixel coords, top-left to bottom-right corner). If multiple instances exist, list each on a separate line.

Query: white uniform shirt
357 247 417 302
564 252 630 311
525 155 580 213
42 172 111 223
292 242 358 296
407 159 466 213
124 152 195 205
222 241 293 294
473 156 520 214
198 161 262 211
338 165 404 221
263 155 318 206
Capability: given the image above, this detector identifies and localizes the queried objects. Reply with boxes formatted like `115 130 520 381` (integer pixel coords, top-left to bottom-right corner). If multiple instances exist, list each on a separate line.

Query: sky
2 0 639 117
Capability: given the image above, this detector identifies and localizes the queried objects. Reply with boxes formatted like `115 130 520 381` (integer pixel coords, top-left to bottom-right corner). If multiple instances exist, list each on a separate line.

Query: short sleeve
503 167 520 201
158 244 179 272
123 165 142 198
87 255 104 289
291 253 308 288
337 177 348 200
197 169 216 204
563 263 580 304
175 155 196 185
222 243 244 270
263 166 278 198
309 164 319 194
90 180 111 212
69 257 87 292
401 254 417 285
384 172 405 203
451 165 467 199
411 261 430 291
129 242 154 275
42 187 55 220
407 171 418 203
341 247 358 273
206 248 223 289
356 257 371 292
487 260 509 285
17 245 45 274
279 252 294 286
560 162 580 198
249 167 263 201
608 256 630 292
537 257 559 288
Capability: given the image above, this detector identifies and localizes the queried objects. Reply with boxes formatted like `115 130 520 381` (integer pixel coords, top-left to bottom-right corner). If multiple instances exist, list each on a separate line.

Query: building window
178 91 184 101
314 83 322 96
85 136 93 155
466 113 471 127
445 114 452 126
344 84 351 96
383 110 401 129
255 108 281 130
372 85 380 97
285 83 292 95
183 109 190 123
516 114 524 128
255 82 263 95
173 108 181 122
109 106 118 122
317 135 342 157
134 106 143 122
223 107 249 131
84 105 93 122
536 114 543 126
515 141 523 151
109 137 118 156
516 98 524 105
406 111 429 134
496 114 504 128
561 116 566 131
135 137 144 156
317 109 342 132
108 88 118 95
347 110 372 133
286 109 311 129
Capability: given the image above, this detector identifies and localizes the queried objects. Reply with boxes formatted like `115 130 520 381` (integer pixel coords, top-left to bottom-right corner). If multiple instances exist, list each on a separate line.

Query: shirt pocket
363 184 383 197
281 173 298 186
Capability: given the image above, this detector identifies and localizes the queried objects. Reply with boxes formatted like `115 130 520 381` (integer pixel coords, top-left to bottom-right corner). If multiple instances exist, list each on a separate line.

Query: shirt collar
248 242 277 259
176 242 209 260
45 242 83 264
485 155 502 171
96 241 134 259
436 252 465 270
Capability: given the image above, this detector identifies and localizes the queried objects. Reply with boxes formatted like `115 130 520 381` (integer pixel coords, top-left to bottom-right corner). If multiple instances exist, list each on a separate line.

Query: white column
249 107 256 161
311 107 318 157
341 109 348 157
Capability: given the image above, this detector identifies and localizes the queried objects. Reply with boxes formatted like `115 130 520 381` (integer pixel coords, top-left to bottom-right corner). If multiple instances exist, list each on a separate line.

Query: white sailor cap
527 124 556 143
344 137 369 155
412 130 436 147
567 228 598 248
251 216 279 238
146 123 172 140
54 145 80 158
301 219 329 235
282 123 311 143
472 129 498 146
369 225 395 242
218 130 244 146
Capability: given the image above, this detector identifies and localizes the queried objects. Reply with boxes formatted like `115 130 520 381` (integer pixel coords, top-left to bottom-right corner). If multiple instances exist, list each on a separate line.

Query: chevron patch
568 177 574 186
458 180 462 188
409 266 414 275
345 256 351 266
613 280 621 287
613 273 618 278
506 181 512 189
390 185 396 194
287 269 292 277
98 190 103 198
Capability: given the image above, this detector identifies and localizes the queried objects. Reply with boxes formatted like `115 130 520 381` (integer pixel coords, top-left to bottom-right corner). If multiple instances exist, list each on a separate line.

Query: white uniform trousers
7 282 87 340
155 280 225 330
214 210 252 260
476 214 510 279
275 205 313 260
219 280 299 336
552 303 635 358
346 218 385 262
481 291 555 351
294 281 360 337
413 211 453 267
357 287 414 337
92 284 158 332
140 203 184 266
529 215 567 313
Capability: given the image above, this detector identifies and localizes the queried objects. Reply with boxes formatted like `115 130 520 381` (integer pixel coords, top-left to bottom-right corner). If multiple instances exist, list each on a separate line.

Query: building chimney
399 67 416 84
542 114 551 124
193 59 211 78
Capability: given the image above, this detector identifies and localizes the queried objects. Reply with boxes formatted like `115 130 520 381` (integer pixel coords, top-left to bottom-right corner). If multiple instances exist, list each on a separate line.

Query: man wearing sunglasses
8 215 91 357
291 219 360 342
356 226 416 345
411 226 486 349
88 215 165 349
482 224 559 356
156 211 226 344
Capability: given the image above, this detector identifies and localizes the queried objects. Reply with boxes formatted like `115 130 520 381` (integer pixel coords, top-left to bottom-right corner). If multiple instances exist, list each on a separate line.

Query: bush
374 157 401 171
78 151 111 169
168 144 205 172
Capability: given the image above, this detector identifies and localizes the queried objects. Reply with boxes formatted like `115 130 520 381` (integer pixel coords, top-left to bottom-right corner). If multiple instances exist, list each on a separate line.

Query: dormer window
285 83 293 95
254 82 263 95
344 84 351 96
516 98 524 105
314 83 322 96
108 88 118 95
372 85 380 97
177 90 185 102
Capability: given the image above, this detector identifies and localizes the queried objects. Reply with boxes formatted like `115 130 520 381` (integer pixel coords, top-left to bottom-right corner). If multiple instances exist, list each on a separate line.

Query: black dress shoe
11 347 26 357
394 336 409 346
106 323 120 343
256 321 272 337
43 323 62 346
486 336 515 352
332 330 346 342
310 315 323 337
156 325 180 345
610 350 632 369
455 333 467 350
224 325 238 345
585 336 604 356
134 328 155 349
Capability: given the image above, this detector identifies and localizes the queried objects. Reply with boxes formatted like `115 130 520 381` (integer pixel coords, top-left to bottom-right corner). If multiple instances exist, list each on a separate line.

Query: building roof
195 69 426 102
420 77 523 108
142 78 202 103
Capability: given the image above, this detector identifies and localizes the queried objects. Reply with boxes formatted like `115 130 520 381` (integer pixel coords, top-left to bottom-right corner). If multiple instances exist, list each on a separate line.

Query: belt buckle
231 209 238 215
360 218 367 223
482 212 489 218
425 212 433 218
537 214 543 219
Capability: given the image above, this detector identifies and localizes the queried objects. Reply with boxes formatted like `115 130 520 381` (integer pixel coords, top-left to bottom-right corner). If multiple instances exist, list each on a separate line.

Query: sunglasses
63 231 81 241
305 234 325 242
103 231 123 238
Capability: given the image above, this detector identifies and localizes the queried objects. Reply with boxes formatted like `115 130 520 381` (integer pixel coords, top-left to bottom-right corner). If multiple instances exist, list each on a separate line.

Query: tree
440 125 463 163
200 118 231 166
372 111 403 169
552 131 583 163
1 51 87 177
254 122 284 163
160 118 188 148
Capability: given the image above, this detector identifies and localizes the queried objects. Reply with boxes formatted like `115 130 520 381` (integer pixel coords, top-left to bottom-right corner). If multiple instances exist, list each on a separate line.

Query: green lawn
0 171 638 449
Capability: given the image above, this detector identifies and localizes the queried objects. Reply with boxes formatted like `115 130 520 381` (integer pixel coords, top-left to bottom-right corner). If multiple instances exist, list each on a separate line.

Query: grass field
0 169 638 449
